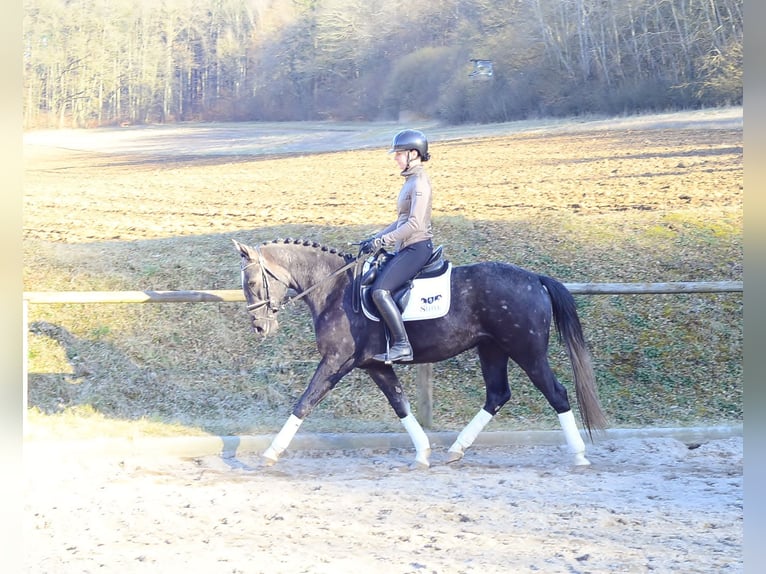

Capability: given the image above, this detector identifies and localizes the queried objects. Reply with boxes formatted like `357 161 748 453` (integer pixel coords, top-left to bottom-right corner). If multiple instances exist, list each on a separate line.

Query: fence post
416 363 433 429
23 298 28 435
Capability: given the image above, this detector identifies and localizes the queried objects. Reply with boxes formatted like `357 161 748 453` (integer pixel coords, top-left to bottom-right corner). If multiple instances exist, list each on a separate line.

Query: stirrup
373 342 413 364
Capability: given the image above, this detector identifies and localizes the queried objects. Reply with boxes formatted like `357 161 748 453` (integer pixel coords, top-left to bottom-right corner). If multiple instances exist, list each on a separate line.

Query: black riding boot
372 289 413 363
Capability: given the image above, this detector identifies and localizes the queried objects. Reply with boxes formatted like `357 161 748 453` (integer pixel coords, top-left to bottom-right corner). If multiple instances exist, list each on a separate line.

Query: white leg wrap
558 410 590 466
401 413 431 468
263 414 303 464
448 408 493 457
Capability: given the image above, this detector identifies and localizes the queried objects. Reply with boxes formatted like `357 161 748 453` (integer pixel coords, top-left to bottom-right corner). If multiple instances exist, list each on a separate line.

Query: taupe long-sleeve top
377 164 433 252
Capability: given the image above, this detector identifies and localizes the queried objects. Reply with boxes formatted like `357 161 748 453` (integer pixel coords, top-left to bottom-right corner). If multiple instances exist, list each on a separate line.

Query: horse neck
263 243 351 307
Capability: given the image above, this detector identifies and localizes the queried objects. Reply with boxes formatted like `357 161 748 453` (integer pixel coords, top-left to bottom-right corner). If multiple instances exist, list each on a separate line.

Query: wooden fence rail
22 281 743 304
23 281 743 430
22 289 245 304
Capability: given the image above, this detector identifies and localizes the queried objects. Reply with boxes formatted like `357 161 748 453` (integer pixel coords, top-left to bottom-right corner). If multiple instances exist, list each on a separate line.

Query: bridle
242 245 359 317
241 248 282 316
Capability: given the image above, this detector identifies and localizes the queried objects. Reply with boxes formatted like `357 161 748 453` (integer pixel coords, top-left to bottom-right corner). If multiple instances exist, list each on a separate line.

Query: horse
233 238 607 468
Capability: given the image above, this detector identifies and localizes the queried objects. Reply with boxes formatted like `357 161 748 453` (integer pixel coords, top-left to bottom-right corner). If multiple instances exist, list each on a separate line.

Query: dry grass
23 121 743 438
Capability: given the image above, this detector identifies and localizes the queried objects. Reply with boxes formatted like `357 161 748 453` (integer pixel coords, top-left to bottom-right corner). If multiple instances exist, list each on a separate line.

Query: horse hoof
262 448 279 466
446 450 464 464
412 448 431 469
573 454 591 466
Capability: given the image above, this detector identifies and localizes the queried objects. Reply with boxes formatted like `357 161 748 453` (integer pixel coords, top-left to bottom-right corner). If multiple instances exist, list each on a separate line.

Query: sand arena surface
24 436 742 573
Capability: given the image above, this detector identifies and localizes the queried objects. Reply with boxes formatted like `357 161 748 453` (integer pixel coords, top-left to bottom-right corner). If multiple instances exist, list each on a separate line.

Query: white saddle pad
362 263 452 322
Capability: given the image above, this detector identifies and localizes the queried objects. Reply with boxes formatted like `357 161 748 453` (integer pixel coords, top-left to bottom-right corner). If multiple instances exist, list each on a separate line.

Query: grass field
23 111 743 439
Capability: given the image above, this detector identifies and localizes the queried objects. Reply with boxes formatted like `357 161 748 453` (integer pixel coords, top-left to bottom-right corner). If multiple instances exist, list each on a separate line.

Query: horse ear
232 238 252 259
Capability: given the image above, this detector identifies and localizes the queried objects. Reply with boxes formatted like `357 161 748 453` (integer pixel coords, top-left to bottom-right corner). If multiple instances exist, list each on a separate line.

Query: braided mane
261 237 356 262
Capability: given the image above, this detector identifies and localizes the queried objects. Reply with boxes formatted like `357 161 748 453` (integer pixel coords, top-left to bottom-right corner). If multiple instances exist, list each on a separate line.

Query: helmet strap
405 150 419 172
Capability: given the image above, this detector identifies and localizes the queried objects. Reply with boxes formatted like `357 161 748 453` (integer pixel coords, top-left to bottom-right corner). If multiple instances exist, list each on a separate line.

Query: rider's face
394 150 412 170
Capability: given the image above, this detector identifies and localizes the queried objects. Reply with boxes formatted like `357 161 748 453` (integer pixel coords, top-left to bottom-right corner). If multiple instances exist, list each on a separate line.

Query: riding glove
360 237 384 254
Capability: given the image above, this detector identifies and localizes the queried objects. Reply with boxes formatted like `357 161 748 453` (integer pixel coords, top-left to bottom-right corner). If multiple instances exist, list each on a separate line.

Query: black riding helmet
388 129 430 162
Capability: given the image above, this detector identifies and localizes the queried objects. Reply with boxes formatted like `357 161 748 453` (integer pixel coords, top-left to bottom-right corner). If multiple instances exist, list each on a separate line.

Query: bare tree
22 0 743 128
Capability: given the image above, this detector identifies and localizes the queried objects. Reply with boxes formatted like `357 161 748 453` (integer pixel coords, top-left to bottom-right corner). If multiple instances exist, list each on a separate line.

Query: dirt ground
24 436 742 573
23 109 743 245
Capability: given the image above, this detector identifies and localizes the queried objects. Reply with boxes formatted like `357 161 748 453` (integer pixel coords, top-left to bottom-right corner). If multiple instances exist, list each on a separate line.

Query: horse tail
539 275 607 438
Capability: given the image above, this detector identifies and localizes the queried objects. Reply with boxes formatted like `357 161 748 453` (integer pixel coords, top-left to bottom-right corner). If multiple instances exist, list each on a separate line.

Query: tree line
23 0 743 129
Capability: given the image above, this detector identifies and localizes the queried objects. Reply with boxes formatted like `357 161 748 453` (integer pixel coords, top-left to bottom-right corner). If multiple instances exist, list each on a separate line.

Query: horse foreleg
447 409 493 463
400 413 431 469
263 357 353 466
263 415 303 465
366 365 430 468
558 410 590 466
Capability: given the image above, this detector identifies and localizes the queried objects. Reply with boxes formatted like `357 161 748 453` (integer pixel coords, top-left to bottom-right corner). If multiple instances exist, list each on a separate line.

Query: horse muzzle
252 316 278 336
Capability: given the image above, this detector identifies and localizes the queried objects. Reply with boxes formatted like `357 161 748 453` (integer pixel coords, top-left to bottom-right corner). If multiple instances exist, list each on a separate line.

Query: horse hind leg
447 342 511 462
558 410 590 466
447 409 493 463
519 356 590 466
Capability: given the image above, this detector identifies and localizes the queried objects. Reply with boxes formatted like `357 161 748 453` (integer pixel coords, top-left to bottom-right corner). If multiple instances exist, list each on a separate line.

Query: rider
360 129 434 363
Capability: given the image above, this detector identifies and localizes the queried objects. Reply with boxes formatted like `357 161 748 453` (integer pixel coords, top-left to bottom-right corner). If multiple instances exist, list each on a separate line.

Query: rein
244 246 359 313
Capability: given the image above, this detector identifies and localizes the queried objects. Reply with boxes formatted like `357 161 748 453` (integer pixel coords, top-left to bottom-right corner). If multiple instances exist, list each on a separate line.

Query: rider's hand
359 238 373 254
360 237 384 254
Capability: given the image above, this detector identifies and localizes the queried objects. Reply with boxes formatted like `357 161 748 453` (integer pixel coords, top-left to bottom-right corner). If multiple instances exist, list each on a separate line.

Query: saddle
357 246 452 322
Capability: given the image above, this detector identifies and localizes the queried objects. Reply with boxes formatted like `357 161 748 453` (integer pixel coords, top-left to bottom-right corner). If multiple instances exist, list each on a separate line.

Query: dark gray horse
234 238 607 467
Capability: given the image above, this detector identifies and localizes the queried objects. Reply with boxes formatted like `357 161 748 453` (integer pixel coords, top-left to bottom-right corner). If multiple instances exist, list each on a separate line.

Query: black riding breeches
372 239 433 293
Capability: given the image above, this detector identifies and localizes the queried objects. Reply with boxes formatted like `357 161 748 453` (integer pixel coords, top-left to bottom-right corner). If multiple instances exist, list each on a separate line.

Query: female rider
361 129 434 363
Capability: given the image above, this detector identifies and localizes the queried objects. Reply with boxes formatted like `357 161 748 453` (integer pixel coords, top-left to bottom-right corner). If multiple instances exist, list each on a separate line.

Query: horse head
233 239 290 336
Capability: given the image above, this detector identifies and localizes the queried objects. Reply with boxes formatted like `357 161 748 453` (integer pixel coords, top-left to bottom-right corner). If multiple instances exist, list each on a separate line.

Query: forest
23 0 743 129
